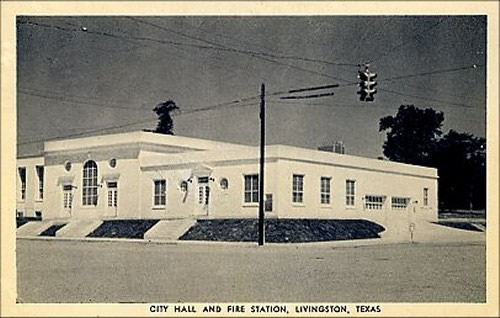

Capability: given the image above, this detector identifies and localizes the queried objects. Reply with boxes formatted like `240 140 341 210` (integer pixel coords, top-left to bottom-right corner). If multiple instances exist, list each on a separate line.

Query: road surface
16 239 485 303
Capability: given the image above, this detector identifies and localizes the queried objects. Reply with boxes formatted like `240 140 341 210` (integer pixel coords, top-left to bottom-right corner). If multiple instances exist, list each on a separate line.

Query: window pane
154 180 166 206
82 161 98 206
252 192 259 203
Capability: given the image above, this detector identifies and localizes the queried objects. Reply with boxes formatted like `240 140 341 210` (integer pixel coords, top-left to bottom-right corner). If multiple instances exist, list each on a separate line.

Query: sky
16 16 486 159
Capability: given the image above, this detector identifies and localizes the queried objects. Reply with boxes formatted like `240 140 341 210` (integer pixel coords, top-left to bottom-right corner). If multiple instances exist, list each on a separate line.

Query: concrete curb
16 234 485 249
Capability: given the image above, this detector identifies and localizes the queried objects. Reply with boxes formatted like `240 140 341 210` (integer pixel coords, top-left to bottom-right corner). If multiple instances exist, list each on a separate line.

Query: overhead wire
17 97 260 146
366 16 451 64
127 17 359 68
19 89 149 111
380 64 483 82
377 86 481 109
17 17 485 147
125 17 355 83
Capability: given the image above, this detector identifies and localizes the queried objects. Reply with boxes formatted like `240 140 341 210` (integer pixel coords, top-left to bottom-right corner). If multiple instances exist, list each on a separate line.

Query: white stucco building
16 131 438 230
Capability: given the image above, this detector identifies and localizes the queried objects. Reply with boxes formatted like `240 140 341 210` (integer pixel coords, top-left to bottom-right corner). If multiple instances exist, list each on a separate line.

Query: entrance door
197 177 210 215
62 184 74 216
107 181 118 217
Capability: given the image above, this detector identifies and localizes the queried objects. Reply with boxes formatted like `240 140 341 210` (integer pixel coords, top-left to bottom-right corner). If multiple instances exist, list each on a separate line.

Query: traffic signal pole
258 83 265 246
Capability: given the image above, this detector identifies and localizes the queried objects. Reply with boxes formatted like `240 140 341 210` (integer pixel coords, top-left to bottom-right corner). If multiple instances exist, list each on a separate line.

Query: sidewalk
17 221 485 249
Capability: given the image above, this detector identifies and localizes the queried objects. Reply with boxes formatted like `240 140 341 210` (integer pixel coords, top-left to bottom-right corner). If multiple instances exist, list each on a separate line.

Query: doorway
197 176 210 215
107 181 118 217
62 184 74 216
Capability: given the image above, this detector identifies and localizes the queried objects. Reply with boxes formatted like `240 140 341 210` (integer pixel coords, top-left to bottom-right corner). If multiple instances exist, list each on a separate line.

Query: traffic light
357 67 377 102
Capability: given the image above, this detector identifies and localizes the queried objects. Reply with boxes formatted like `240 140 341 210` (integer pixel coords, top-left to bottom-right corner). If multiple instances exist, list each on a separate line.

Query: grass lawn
87 220 160 239
434 221 484 232
16 216 42 228
39 224 67 237
180 219 385 243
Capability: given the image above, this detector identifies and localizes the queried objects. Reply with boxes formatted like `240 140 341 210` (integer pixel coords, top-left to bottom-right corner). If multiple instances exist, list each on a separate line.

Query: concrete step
56 220 103 238
17 221 56 237
144 219 196 241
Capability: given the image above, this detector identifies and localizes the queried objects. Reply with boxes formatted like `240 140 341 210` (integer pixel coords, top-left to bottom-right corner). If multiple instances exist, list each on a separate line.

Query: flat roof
44 130 253 153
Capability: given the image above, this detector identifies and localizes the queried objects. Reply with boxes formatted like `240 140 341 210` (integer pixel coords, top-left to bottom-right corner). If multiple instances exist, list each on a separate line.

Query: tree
433 130 486 211
153 100 179 135
379 105 444 166
379 105 486 212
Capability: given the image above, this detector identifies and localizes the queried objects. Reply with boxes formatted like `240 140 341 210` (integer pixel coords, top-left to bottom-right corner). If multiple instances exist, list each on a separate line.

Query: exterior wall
138 158 280 219
43 148 141 220
16 156 44 218
16 131 438 228
275 158 438 227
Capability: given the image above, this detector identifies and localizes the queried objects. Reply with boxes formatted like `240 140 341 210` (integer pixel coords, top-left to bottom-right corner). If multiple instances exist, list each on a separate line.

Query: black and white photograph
1 1 499 317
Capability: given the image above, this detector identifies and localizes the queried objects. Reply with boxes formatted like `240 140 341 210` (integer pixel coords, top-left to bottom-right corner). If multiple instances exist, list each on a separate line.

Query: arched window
82 160 98 206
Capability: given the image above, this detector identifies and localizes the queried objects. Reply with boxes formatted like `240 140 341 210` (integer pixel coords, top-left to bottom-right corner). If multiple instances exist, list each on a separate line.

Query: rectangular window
392 197 410 210
320 177 331 204
423 188 429 206
198 176 209 184
36 166 44 200
18 167 26 201
292 174 304 203
365 195 385 210
154 180 166 206
244 174 259 203
265 194 273 212
346 180 355 206
107 182 118 207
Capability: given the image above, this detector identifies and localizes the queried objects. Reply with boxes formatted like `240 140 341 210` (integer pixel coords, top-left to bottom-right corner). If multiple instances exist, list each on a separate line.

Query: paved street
16 239 485 303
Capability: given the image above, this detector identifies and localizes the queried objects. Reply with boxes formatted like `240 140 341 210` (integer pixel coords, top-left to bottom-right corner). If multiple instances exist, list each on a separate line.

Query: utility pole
258 83 265 246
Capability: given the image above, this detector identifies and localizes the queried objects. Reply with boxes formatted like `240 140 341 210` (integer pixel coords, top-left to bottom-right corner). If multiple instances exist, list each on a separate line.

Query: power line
19 90 149 111
128 17 359 68
126 17 230 50
19 61 484 117
20 19 354 84
17 98 260 146
380 64 483 82
330 63 484 90
18 20 225 52
125 18 353 83
20 87 144 106
378 86 482 109
269 100 393 109
347 18 393 65
17 117 157 146
367 16 451 64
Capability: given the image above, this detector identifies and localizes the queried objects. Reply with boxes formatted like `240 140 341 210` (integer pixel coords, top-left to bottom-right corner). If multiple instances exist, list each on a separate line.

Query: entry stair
17 220 62 237
56 220 103 238
144 218 196 241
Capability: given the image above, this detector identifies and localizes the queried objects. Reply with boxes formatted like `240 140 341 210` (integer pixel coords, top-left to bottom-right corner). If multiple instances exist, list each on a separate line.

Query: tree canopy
379 105 444 166
432 130 486 210
153 100 179 135
379 105 485 211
